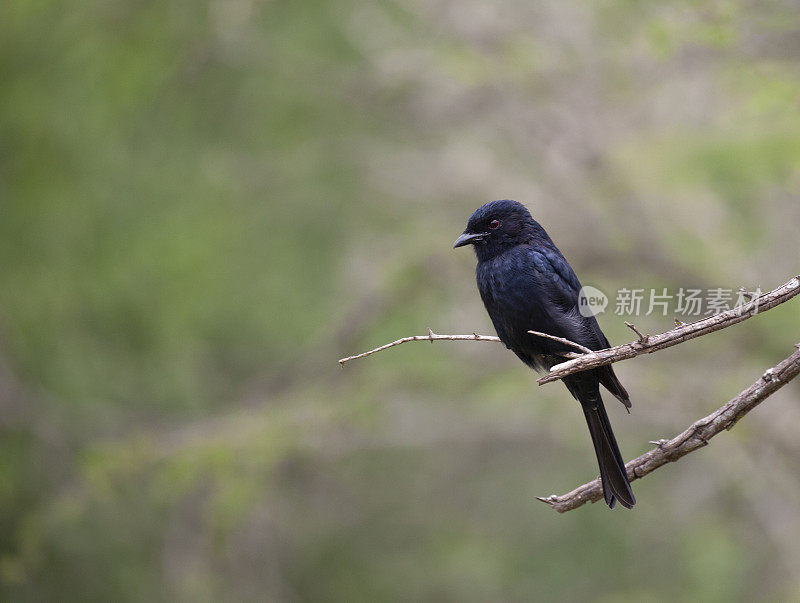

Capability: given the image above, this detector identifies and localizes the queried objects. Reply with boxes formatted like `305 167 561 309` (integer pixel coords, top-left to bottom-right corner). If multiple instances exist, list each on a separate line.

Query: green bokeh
1 1 799 601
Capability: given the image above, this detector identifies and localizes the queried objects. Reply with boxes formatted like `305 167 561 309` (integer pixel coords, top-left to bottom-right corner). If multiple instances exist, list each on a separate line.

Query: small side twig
737 286 757 301
536 343 800 512
527 330 593 354
624 321 648 343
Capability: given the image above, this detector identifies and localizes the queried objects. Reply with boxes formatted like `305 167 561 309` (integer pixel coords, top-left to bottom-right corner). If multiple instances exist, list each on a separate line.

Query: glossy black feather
455 200 635 509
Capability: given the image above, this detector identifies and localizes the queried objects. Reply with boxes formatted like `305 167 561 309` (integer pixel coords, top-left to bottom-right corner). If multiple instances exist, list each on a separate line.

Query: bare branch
338 330 501 366
339 275 800 509
339 275 800 508
536 343 800 512
338 328 589 367
339 277 799 370
538 276 800 385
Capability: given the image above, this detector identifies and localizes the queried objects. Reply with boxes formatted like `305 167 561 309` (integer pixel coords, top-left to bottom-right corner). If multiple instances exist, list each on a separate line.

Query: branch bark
536 343 800 512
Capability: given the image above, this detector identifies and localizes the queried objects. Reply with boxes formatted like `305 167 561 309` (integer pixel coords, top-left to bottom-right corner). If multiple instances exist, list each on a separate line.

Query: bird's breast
476 254 550 351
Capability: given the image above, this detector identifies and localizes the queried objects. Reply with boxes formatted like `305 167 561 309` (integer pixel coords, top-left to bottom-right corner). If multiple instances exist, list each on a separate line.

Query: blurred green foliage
2 0 800 601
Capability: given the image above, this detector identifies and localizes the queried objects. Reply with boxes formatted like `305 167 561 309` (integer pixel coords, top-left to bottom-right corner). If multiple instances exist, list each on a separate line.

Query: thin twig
338 329 588 367
527 330 593 354
624 321 648 343
536 343 800 512
538 276 800 385
338 330 501 366
737 286 757 301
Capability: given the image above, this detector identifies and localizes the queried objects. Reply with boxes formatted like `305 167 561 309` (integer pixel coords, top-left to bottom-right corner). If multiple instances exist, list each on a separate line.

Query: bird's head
453 200 542 261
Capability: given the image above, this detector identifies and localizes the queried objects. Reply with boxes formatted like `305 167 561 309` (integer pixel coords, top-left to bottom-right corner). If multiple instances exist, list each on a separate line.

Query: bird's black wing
478 246 590 361
526 246 604 347
530 246 631 409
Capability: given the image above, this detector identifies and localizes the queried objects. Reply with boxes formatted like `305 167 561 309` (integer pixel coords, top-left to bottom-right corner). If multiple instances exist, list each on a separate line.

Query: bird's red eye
489 219 500 229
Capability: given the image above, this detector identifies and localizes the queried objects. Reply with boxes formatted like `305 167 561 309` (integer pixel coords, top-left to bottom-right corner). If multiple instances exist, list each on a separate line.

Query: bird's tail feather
598 365 631 411
582 400 636 509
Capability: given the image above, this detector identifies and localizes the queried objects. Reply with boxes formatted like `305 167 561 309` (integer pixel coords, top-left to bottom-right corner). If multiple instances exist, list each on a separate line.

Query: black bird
454 200 635 509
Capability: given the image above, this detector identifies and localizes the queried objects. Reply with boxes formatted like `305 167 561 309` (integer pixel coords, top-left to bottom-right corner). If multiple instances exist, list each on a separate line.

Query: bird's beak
453 232 486 249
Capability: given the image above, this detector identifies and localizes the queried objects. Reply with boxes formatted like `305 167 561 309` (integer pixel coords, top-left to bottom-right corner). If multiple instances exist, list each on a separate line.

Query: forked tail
582 399 636 509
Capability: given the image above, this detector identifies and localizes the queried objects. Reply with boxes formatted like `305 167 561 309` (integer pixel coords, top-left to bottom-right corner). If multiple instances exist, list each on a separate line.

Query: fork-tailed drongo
454 200 635 509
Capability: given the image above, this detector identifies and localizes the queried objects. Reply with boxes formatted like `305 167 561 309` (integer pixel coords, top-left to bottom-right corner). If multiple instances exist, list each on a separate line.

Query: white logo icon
578 285 608 317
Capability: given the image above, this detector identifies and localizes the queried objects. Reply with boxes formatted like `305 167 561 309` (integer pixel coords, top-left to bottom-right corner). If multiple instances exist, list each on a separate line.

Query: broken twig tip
624 321 648 343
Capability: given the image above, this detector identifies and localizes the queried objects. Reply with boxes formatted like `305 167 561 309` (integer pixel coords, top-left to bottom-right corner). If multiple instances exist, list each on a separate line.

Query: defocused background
2 0 800 601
